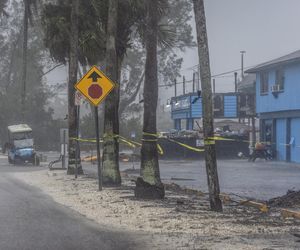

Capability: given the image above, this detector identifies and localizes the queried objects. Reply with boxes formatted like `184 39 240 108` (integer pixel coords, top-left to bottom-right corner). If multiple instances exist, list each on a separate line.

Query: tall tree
0 0 59 150
135 0 164 199
102 0 121 186
193 0 222 212
67 0 83 175
0 0 8 16
21 0 29 121
21 0 37 121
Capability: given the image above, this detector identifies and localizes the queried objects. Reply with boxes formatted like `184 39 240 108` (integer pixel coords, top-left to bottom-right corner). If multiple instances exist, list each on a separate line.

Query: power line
184 64 257 77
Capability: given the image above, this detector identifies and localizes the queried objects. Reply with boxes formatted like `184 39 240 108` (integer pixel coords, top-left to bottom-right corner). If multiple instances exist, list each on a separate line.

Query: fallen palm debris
268 190 300 208
281 209 300 219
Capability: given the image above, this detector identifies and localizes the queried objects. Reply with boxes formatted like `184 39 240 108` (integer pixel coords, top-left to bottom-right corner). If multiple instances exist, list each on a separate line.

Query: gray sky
47 0 300 101
181 0 300 93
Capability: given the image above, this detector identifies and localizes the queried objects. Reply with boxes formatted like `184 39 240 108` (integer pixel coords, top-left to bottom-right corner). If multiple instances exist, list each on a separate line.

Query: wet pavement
83 156 300 200
19 152 300 200
0 154 150 250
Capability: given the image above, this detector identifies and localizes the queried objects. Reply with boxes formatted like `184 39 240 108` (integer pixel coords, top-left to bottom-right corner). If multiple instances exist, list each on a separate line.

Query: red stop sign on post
88 84 103 99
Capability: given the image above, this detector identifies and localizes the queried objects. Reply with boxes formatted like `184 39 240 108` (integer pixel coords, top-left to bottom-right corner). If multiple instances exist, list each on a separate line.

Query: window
260 72 268 94
275 68 284 91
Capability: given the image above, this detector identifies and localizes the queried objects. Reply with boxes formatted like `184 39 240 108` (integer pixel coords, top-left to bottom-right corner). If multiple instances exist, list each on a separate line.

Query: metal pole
234 72 238 92
75 105 80 178
240 51 246 79
250 116 256 155
213 79 216 94
192 72 195 93
94 106 102 191
174 79 177 97
183 76 186 95
63 130 66 169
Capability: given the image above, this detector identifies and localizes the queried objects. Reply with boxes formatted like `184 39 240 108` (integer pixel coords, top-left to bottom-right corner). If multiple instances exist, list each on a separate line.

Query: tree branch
119 71 145 116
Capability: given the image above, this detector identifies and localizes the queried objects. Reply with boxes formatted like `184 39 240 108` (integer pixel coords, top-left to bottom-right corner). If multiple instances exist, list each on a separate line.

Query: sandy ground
12 170 300 250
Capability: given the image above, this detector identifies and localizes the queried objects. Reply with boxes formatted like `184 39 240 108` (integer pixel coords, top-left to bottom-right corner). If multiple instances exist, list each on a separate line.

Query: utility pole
240 51 246 79
251 116 256 148
174 78 177 97
234 72 238 92
193 0 222 212
192 72 195 93
213 79 216 94
183 76 186 95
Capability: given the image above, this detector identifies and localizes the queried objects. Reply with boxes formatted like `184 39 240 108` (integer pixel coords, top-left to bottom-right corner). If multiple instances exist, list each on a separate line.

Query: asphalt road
156 159 300 200
73 154 300 200
0 155 146 250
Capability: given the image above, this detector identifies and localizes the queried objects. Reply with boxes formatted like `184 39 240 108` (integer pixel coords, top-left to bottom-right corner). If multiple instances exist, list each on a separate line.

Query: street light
240 50 246 79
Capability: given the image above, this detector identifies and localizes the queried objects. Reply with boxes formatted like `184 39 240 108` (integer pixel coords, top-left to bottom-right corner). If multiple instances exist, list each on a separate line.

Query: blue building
246 50 300 163
170 92 254 130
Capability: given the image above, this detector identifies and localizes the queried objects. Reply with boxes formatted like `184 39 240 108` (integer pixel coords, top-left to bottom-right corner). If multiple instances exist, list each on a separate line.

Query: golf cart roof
8 124 32 133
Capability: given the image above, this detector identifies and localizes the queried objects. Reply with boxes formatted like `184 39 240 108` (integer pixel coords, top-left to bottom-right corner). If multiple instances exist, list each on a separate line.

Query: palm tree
135 0 164 199
21 0 37 121
67 0 84 175
0 0 8 16
102 0 121 186
193 0 222 212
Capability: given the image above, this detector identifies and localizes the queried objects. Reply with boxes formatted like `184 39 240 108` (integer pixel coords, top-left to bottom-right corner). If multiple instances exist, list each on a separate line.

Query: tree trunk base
103 179 121 187
67 166 84 175
134 177 165 199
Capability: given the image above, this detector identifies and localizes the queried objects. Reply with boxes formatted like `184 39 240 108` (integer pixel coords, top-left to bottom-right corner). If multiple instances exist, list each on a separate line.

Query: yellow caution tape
167 138 204 152
70 137 101 143
119 138 136 148
141 139 158 142
71 135 163 154
143 132 159 137
209 136 236 142
118 135 142 147
204 139 215 145
157 144 164 155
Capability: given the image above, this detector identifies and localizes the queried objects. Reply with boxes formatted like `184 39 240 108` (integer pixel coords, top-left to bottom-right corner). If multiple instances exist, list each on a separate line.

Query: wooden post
193 0 222 212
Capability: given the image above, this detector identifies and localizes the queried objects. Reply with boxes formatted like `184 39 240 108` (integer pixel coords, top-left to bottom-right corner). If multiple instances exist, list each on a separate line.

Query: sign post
75 66 116 191
74 91 82 179
94 106 102 190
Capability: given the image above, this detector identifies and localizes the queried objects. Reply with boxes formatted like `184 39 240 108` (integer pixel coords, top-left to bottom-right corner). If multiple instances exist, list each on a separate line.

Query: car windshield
10 132 32 140
13 139 34 149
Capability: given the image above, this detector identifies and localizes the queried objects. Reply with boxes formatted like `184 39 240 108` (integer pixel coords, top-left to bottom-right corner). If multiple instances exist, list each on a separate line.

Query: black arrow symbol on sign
88 71 102 82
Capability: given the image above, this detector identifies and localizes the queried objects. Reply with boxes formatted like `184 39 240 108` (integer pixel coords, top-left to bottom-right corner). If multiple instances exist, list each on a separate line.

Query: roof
8 124 32 133
246 50 300 73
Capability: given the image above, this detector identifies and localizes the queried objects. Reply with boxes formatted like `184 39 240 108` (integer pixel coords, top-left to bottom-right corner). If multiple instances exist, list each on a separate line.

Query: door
290 118 300 163
276 119 286 161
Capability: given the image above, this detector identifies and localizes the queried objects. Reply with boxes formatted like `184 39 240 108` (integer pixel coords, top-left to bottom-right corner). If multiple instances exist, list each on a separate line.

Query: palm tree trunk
135 0 164 199
21 0 29 121
67 0 83 175
193 0 222 212
102 0 121 186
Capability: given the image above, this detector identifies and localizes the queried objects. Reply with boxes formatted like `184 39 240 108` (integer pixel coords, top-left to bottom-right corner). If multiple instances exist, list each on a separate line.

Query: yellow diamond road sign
75 66 116 106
